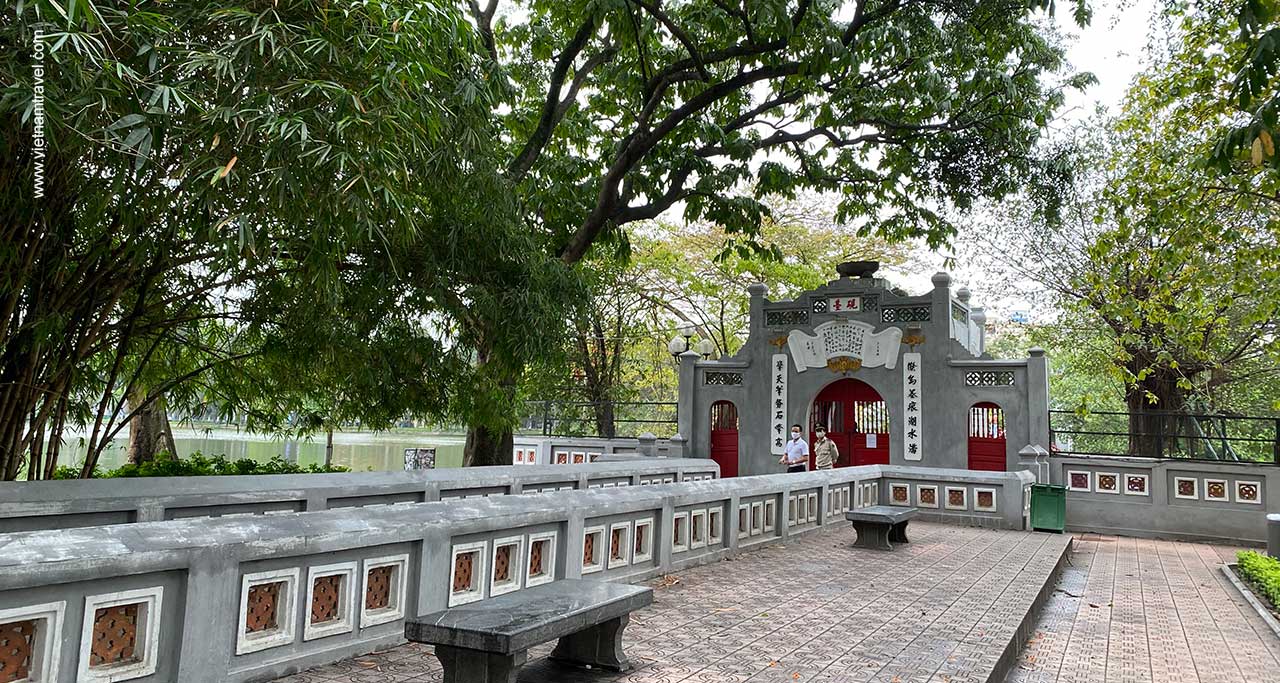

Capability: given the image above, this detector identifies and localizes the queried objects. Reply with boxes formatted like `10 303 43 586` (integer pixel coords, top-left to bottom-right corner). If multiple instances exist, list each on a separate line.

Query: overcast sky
888 0 1157 315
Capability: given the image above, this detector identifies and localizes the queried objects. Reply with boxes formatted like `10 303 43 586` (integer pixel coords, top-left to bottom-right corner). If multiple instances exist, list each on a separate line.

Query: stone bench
405 578 653 683
845 505 917 550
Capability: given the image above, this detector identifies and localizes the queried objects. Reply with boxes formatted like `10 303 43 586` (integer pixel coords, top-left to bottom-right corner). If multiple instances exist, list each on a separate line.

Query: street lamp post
668 322 697 360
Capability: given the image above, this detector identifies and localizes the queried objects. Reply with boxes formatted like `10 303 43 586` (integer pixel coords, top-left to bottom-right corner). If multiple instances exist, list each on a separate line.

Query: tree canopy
962 1 1280 445
3 0 1100 476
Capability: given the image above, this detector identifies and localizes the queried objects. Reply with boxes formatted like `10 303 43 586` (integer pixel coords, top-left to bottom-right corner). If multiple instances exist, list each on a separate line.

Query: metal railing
1049 409 1280 463
519 401 678 438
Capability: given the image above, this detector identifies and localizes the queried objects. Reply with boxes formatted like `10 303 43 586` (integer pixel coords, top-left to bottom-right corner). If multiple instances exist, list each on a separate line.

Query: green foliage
0 0 565 476
631 203 914 358
4 0 1100 472
491 0 1093 259
1237 550 1280 611
51 452 349 479
524 199 914 432
1210 0 1280 175
986 319 1126 414
965 3 1280 418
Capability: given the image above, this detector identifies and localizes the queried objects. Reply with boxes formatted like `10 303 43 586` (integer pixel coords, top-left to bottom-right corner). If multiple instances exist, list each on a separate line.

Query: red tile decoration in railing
310 575 341 625
245 582 282 633
0 619 35 683
91 603 141 666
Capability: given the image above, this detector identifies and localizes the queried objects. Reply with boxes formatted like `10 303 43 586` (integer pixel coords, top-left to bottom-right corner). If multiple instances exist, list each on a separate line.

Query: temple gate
675 262 1051 476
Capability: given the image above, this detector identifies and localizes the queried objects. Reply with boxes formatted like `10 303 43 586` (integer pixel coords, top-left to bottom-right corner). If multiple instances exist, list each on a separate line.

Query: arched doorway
967 402 1007 471
709 401 739 477
810 379 890 467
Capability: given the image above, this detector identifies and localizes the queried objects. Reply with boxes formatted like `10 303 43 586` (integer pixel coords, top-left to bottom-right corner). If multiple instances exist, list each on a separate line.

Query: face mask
791 431 801 439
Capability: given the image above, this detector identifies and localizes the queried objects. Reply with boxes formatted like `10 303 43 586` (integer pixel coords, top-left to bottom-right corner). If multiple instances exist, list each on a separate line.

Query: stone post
1268 513 1280 558
930 272 952 333
1026 347 1051 451
747 282 767 336
676 350 699 457
637 432 658 457
668 433 688 459
971 307 987 356
1016 444 1045 484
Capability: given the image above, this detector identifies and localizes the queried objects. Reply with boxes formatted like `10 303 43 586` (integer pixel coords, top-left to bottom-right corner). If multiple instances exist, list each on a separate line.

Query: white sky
894 0 1156 313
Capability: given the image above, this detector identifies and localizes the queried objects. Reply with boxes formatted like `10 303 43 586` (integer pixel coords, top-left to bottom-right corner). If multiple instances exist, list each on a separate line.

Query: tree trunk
325 428 334 467
593 400 616 439
126 387 178 465
1125 364 1187 458
463 423 515 467
462 334 521 467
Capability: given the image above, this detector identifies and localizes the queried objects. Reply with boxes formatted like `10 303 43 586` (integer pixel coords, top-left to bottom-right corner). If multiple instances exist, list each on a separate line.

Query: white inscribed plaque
902 352 923 461
865 433 877 449
770 354 789 455
786 320 903 372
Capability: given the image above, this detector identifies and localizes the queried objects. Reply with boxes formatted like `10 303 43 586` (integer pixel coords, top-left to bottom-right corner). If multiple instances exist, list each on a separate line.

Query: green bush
51 452 348 479
1237 550 1280 611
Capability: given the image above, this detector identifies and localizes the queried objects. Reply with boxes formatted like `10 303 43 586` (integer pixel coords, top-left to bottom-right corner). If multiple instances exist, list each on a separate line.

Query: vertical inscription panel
902 352 923 461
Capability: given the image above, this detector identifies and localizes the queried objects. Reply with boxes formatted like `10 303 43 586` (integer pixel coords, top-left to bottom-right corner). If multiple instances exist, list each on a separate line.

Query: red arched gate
810 378 890 468
709 401 739 478
967 402 1007 471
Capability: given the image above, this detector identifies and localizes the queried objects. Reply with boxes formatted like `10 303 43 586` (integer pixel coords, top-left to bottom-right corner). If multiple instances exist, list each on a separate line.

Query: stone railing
0 465 1031 683
1037 454 1278 544
0 459 719 533
511 434 683 465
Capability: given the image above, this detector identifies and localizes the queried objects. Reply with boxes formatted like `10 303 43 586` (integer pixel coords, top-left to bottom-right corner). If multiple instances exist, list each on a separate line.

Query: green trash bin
1030 483 1066 533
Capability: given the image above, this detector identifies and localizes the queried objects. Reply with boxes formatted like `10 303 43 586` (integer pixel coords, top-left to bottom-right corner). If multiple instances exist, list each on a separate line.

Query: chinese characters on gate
902 353 923 461
770 354 789 455
824 296 861 312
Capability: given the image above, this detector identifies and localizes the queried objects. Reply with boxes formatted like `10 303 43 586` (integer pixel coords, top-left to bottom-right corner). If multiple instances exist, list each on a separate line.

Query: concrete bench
405 578 653 683
845 505 917 550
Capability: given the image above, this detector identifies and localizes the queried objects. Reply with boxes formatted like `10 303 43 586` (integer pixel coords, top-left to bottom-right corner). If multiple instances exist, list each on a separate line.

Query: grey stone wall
0 464 1031 683
511 435 681 464
678 271 1050 475
1043 455 1278 545
0 459 719 533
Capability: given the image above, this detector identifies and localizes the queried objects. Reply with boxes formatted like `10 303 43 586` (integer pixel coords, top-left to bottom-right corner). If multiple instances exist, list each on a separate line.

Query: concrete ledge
1051 455 1279 545
1221 564 1280 639
1065 523 1268 548
989 535 1074 683
0 458 720 533
0 466 1034 683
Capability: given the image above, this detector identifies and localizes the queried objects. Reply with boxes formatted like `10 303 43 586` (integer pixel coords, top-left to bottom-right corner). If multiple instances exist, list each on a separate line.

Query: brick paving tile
276 523 1071 683
1006 534 1280 683
273 526 1278 683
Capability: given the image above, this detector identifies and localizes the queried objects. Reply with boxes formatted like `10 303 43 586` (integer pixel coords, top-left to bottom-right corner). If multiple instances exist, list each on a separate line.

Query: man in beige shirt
813 425 839 469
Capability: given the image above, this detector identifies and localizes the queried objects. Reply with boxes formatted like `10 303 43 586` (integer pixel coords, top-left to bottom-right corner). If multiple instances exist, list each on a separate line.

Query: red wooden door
967 402 1006 471
709 401 739 477
811 379 889 467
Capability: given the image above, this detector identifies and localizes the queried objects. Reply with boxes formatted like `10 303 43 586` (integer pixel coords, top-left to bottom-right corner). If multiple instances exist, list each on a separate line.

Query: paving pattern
274 522 1070 683
1007 534 1280 683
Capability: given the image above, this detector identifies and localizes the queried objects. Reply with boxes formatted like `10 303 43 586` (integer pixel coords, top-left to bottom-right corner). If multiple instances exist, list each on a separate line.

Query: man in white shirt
778 423 809 473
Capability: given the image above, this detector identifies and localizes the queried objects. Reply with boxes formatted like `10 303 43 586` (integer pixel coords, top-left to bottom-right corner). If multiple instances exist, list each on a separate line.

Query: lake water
62 426 469 472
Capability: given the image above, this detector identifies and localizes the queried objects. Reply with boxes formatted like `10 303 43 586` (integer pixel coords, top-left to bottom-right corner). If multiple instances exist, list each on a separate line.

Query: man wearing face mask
813 424 839 470
778 423 809 473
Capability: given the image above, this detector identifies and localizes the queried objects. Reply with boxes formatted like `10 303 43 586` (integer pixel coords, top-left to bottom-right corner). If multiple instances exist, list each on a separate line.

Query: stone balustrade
0 464 1031 683
1040 454 1279 544
0 458 719 533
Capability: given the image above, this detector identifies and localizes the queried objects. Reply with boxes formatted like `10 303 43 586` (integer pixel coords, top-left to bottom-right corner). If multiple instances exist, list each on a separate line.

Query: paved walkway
1007 534 1280 683
275 522 1070 683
